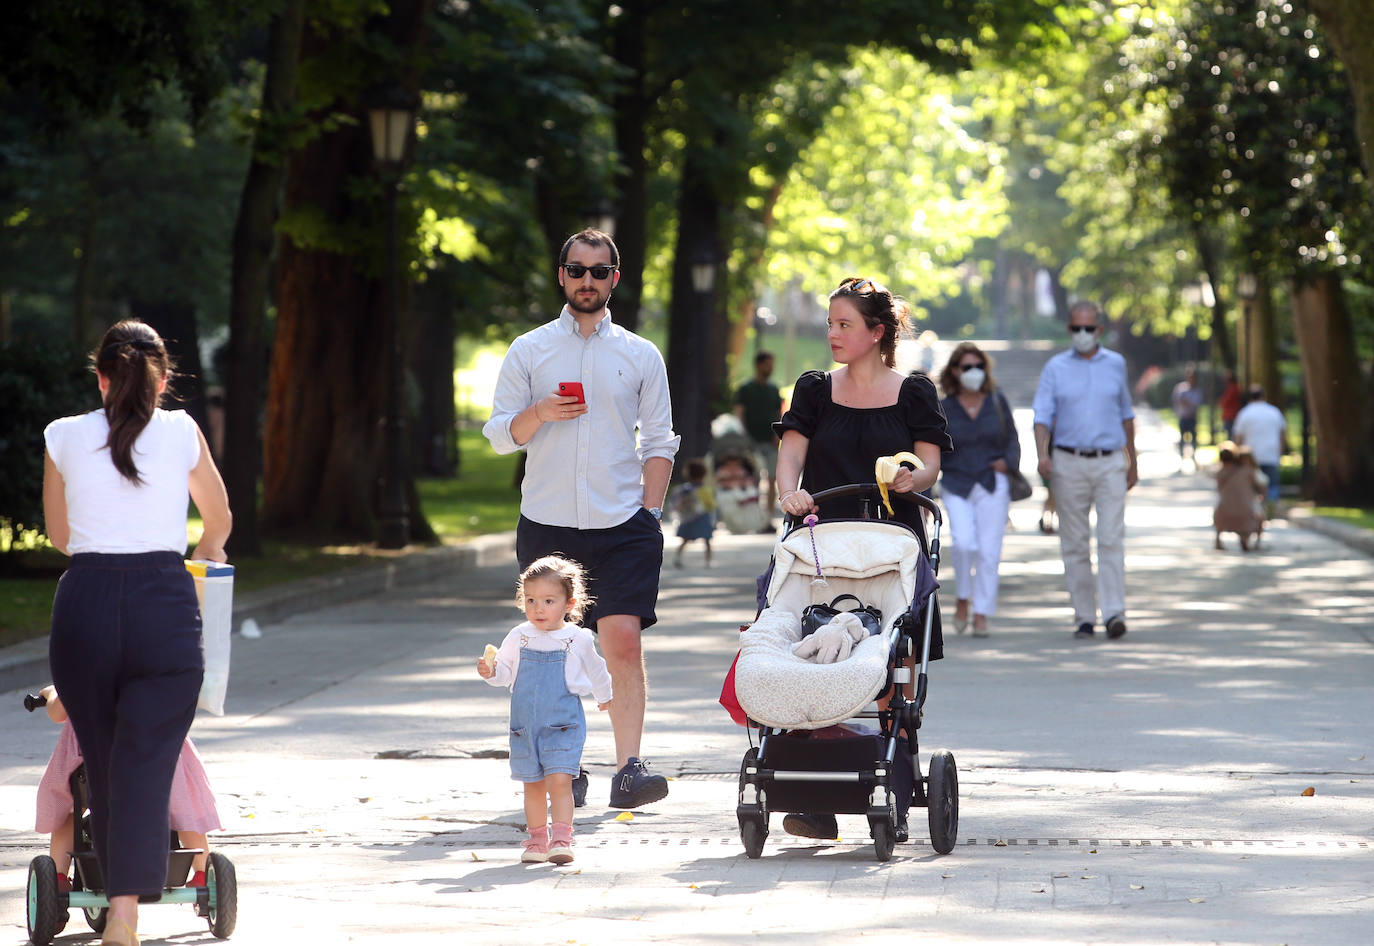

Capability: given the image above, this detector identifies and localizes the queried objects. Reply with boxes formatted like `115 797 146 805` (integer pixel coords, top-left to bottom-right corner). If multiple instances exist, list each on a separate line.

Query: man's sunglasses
563 263 617 280
957 362 986 371
1069 325 1098 334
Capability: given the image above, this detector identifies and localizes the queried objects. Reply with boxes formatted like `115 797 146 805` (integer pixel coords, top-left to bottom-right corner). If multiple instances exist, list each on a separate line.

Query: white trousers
1051 450 1128 625
943 473 1011 616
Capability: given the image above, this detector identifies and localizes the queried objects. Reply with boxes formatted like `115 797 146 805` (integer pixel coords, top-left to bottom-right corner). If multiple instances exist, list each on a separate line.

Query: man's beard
566 288 608 313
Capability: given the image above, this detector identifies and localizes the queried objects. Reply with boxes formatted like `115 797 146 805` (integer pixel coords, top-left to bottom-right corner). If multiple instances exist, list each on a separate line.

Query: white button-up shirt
483 306 680 529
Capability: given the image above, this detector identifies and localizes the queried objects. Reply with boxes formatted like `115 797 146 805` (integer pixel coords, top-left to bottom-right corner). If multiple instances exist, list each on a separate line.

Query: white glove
792 612 868 664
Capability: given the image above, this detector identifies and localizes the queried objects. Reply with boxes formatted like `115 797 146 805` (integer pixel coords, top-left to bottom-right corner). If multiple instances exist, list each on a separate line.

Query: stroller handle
24 692 47 712
788 483 943 528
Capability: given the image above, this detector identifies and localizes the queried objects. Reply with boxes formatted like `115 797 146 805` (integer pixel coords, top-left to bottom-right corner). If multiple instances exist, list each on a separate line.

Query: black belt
1055 445 1115 457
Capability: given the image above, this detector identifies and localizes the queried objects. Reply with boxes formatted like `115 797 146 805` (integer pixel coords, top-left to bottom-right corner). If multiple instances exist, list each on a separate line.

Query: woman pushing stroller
772 275 951 839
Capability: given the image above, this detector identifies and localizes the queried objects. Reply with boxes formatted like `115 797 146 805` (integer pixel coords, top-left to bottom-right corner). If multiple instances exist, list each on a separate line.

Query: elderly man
1032 302 1138 640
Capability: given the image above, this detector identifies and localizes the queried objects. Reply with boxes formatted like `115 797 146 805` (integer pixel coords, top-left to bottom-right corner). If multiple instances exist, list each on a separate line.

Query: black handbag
992 392 1034 502
800 593 883 638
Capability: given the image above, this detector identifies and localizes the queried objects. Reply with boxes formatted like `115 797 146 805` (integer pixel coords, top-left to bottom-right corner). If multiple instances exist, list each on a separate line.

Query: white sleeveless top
44 408 202 554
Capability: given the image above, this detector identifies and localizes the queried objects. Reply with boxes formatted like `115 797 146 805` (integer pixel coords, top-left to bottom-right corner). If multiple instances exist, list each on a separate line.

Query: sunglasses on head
839 276 876 293
562 263 617 280
1069 324 1098 334
957 361 986 371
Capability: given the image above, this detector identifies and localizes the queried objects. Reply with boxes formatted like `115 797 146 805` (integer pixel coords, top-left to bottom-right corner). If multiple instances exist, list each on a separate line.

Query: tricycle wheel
927 749 959 855
207 852 237 938
26 855 64 946
72 871 106 932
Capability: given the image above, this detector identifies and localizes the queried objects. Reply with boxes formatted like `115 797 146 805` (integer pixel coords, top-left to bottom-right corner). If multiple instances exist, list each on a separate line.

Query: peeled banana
875 452 924 515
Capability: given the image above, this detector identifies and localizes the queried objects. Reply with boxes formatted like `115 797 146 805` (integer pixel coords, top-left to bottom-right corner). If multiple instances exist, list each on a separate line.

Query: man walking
1032 301 1138 640
1232 384 1287 518
733 350 783 515
483 228 680 808
1171 366 1204 469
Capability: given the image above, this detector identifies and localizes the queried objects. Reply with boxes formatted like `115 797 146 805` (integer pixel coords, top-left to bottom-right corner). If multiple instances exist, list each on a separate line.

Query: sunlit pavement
3 408 1371 945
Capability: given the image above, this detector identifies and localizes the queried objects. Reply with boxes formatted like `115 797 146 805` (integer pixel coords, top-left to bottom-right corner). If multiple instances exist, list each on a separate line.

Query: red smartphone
558 381 585 404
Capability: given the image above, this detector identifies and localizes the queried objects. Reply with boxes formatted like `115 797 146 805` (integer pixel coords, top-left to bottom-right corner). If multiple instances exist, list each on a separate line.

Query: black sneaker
572 768 588 808
609 757 668 809
782 812 839 839
1105 615 1127 639
1073 622 1095 639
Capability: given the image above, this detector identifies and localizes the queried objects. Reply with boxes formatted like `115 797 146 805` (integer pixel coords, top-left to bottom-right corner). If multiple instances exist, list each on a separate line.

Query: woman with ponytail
42 319 230 946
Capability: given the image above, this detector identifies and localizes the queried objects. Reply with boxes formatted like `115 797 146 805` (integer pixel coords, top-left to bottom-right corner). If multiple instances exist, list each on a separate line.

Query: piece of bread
482 644 498 666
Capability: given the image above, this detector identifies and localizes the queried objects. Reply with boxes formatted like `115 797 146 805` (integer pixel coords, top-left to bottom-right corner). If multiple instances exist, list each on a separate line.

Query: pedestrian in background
733 350 784 516
1219 369 1242 439
43 318 231 946
483 228 679 810
1032 302 1137 641
1213 442 1267 551
1171 365 1204 469
1231 384 1287 517
937 342 1019 638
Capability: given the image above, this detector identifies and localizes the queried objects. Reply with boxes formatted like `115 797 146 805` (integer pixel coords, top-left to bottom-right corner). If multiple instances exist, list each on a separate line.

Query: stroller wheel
737 748 768 858
870 816 896 862
927 749 959 855
71 871 106 933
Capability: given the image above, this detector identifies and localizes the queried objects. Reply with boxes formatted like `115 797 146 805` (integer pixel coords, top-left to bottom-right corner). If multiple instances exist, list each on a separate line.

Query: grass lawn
0 428 523 649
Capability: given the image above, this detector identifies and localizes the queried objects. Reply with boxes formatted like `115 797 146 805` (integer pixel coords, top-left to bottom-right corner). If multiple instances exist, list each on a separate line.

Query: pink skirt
36 723 222 834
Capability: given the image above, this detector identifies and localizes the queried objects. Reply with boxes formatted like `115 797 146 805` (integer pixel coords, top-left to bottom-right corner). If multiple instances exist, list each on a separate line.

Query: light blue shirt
483 306 680 529
1032 346 1134 451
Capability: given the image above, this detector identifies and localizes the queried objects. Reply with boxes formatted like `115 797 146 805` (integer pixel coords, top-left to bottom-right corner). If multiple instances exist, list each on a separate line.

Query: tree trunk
72 192 99 349
1289 272 1374 503
608 0 648 332
224 0 306 557
261 0 431 542
411 279 457 476
129 300 208 435
666 147 719 468
1192 228 1234 370
1250 273 1283 411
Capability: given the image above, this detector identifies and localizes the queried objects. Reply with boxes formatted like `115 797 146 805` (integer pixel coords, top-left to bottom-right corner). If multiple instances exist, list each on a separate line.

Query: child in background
669 457 716 566
477 556 612 865
35 685 221 892
1213 442 1268 552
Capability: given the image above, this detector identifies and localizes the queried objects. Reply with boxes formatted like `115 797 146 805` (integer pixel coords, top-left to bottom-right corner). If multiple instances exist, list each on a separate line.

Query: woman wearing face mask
937 343 1020 638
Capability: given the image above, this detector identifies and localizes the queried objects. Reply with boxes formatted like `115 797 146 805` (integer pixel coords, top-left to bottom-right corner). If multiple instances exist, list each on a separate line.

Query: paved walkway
2 409 1372 944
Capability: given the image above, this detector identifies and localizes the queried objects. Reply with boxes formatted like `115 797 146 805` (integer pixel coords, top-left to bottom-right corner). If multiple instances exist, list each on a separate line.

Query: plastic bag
186 561 234 716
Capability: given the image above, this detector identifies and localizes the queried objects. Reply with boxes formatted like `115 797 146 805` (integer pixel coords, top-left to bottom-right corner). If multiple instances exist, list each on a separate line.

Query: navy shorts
516 509 664 630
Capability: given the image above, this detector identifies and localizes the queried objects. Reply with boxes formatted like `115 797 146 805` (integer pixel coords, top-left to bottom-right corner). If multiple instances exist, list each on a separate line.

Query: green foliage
0 339 98 550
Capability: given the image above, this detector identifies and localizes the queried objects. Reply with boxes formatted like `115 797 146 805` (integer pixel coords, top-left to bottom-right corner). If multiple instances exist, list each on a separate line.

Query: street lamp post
1237 272 1258 391
585 198 616 236
368 85 417 549
689 248 717 463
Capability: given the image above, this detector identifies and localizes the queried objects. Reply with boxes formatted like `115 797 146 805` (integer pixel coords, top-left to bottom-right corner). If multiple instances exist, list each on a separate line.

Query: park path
2 392 1372 944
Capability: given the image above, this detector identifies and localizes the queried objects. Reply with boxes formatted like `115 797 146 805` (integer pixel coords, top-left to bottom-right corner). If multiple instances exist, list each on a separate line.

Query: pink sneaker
521 828 549 863
548 823 574 865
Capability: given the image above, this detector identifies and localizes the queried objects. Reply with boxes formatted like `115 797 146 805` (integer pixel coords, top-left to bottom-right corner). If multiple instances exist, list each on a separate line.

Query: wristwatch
647 506 663 521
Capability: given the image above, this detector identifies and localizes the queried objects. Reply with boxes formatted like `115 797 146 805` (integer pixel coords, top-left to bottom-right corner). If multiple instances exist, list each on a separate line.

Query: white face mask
1070 327 1099 353
958 368 986 391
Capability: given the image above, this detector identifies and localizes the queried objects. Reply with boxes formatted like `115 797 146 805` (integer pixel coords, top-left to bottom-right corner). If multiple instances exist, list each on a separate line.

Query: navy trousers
48 551 203 898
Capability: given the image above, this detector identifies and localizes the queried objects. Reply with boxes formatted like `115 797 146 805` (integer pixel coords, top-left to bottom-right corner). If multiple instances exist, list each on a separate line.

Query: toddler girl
35 685 222 892
478 556 612 864
669 457 716 566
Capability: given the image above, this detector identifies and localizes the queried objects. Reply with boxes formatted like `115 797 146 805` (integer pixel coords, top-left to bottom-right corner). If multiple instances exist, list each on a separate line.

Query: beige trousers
1051 450 1127 625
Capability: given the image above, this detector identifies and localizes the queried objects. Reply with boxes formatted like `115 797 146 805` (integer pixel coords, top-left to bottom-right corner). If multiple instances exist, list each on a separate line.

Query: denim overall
509 641 586 782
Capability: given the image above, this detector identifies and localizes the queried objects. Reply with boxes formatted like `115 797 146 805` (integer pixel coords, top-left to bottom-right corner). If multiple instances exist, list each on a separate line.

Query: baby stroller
23 692 237 945
732 485 958 861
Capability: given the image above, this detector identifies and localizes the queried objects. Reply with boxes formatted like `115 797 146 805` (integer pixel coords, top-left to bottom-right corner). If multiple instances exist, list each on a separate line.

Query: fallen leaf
1130 884 1145 890
1350 755 1366 761
1188 897 1205 904
1089 849 1098 854
1080 875 1097 880
941 874 954 879
615 811 635 822
994 839 1008 847
1053 872 1069 878
689 884 699 890
1032 887 1046 893
1301 787 1316 796
357 797 372 804
469 852 483 862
